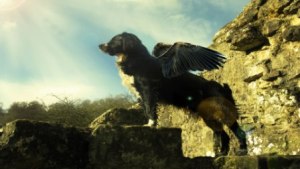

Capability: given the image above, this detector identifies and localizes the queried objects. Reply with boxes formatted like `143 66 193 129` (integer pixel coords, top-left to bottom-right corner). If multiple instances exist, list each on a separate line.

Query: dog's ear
122 32 141 52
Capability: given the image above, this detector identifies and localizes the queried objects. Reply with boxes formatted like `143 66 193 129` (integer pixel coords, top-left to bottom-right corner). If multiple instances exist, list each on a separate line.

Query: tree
0 103 4 126
7 101 47 122
2 94 136 127
0 103 3 114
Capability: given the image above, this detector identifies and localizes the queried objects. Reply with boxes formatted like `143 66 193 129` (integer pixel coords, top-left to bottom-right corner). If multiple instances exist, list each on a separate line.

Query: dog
99 32 247 156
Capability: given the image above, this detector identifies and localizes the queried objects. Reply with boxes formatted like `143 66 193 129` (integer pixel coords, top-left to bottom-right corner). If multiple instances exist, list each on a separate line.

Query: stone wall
158 0 300 157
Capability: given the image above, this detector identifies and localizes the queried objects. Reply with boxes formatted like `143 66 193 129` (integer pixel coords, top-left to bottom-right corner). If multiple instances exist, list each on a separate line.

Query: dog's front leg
135 78 158 126
142 92 158 126
141 86 158 126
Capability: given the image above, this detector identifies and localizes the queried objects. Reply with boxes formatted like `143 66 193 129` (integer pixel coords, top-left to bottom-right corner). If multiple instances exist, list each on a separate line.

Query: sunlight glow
0 0 26 11
0 0 250 108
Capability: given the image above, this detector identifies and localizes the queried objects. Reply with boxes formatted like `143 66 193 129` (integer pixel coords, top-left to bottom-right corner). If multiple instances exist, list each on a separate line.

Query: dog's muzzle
99 43 108 52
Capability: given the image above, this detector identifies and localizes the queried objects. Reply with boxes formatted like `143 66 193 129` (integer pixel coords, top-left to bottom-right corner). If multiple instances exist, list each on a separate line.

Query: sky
0 0 249 108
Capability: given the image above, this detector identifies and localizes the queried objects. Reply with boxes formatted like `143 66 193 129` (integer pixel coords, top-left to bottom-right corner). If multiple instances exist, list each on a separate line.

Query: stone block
0 120 90 169
230 26 268 51
214 156 300 169
89 107 147 128
262 19 282 36
283 26 300 42
90 125 185 169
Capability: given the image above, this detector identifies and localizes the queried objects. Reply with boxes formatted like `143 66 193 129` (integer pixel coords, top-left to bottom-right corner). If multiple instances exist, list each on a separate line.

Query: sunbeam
0 0 249 108
0 0 26 11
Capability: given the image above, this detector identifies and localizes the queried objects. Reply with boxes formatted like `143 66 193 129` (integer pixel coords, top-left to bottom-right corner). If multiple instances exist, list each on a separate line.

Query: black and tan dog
99 32 247 156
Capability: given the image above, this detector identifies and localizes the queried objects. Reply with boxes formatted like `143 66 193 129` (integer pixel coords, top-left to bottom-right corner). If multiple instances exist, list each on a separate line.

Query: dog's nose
99 43 108 52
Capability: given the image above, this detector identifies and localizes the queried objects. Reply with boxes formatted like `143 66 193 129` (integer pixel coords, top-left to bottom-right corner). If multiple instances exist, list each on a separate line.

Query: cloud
0 0 27 11
0 80 107 108
71 0 215 47
106 0 181 9
2 21 16 30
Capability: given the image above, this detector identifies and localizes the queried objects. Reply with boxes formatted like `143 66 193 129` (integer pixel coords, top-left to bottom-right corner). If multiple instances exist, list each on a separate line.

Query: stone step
89 124 185 169
0 120 90 169
1 120 300 169
213 156 300 169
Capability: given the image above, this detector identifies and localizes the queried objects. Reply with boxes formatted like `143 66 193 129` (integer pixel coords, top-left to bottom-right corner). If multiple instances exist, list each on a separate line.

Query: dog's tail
223 83 235 104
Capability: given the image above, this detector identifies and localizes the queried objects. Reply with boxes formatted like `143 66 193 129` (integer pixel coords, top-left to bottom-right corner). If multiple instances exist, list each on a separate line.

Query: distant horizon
0 0 250 109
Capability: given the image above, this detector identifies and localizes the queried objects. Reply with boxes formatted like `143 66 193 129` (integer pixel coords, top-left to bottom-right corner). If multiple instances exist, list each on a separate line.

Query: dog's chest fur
116 55 141 98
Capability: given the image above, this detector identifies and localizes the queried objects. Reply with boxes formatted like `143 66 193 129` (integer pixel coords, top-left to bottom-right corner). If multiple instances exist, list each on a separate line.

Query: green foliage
0 103 5 126
0 94 135 127
0 103 3 114
0 110 4 127
8 101 48 121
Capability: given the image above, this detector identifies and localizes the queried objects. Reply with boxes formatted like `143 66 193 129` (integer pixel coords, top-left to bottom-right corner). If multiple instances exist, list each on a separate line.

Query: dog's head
99 32 142 56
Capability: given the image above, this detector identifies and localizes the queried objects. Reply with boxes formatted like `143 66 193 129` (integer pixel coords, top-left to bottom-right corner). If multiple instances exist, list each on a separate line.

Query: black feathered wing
155 42 226 78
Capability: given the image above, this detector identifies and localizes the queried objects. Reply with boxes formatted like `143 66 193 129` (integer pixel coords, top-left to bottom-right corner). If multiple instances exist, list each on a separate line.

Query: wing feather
155 42 226 78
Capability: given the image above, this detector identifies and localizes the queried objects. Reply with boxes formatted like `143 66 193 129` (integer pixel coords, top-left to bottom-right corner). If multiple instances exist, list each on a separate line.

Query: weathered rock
157 105 216 157
283 26 300 41
257 0 291 17
244 65 265 83
262 70 283 81
0 120 90 169
1 120 300 169
214 156 300 169
157 0 300 158
1 120 206 169
89 125 187 169
89 106 147 128
203 0 300 157
244 72 263 83
230 26 268 51
247 127 300 155
283 0 300 15
262 19 282 36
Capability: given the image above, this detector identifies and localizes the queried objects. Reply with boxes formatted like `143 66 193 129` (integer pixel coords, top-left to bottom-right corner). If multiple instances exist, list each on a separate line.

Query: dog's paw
144 119 157 127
